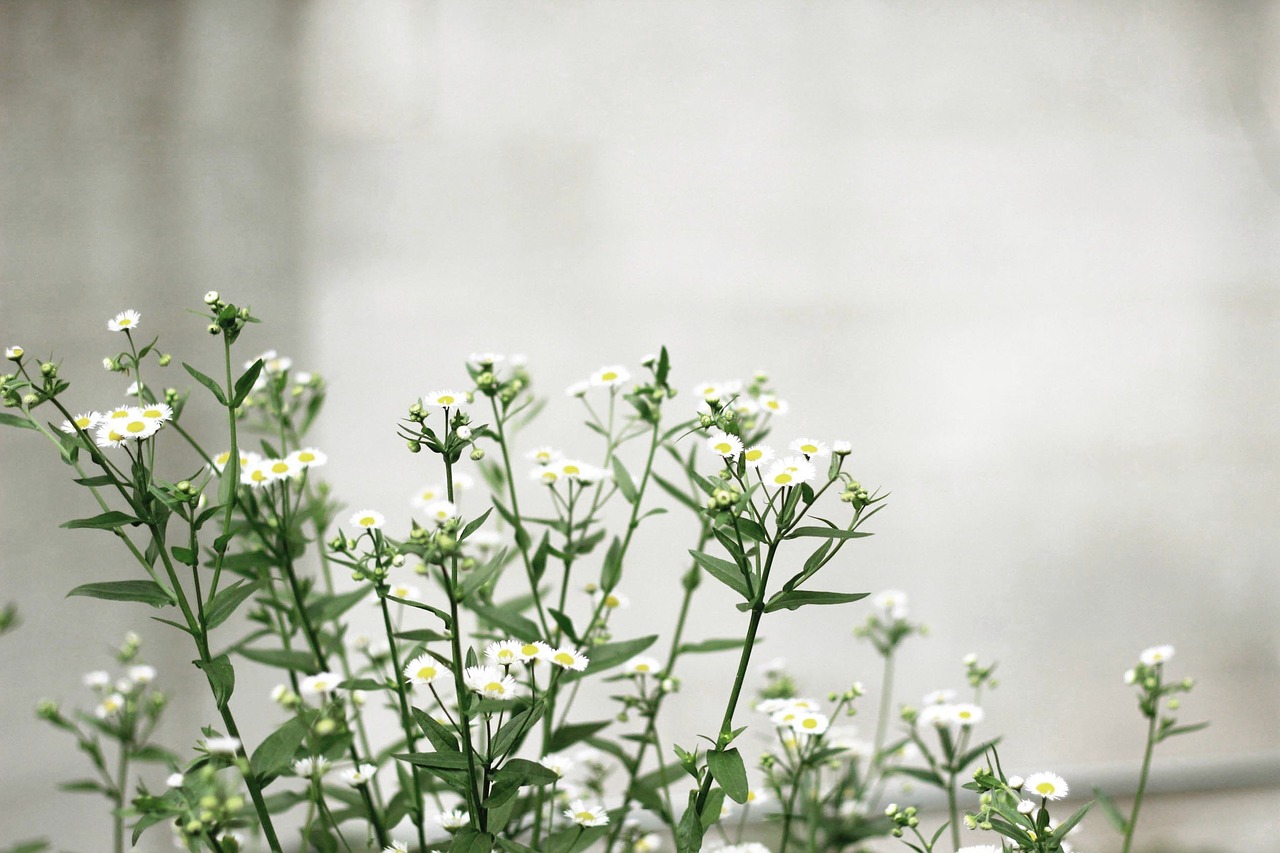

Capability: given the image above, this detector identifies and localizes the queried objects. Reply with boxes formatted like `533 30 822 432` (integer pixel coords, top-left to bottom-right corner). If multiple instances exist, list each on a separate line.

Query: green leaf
1 842 51 853
72 474 116 487
547 825 608 853
387 594 453 627
182 362 227 405
250 714 310 781
395 750 471 770
460 507 494 541
600 536 624 592
889 765 945 788
484 757 558 808
67 580 173 608
0 412 37 431
1093 786 1127 833
205 579 262 630
412 707 460 753
564 634 658 682
707 747 749 804
231 360 263 408
58 779 108 794
548 719 612 753
490 701 544 758
689 549 750 599
1050 801 1093 840
448 829 496 853
785 526 873 541
396 628 450 643
237 647 317 671
471 602 538 640
61 511 139 530
764 589 868 613
678 637 749 655
611 457 638 503
461 548 509 598
653 473 701 513
195 654 235 707
1158 721 1210 742
306 586 371 622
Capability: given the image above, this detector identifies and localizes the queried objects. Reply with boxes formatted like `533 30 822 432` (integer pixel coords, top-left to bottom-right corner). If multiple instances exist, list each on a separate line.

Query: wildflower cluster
958 765 1088 852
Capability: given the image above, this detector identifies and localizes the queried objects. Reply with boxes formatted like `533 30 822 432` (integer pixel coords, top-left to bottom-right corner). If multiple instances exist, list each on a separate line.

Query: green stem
378 591 429 853
113 742 128 853
946 770 960 852
1122 712 1159 853
866 649 896 808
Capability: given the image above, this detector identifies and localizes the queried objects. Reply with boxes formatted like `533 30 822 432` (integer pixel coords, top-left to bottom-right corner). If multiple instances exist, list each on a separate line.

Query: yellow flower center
554 652 575 666
251 470 268 482
634 663 651 672
75 417 92 428
774 473 793 485
142 408 162 418
766 400 780 410
1035 782 1055 795
536 452 551 462
119 318 132 327
563 464 580 475
272 462 289 474
541 471 558 483
575 811 595 822
107 430 124 442
713 442 732 454
801 443 817 453
417 667 436 680
601 371 617 382
110 410 129 418
125 420 147 433
745 449 762 461
484 681 504 694
438 395 455 405
298 451 315 463
801 718 819 729
604 595 620 608
359 516 376 527
521 644 540 657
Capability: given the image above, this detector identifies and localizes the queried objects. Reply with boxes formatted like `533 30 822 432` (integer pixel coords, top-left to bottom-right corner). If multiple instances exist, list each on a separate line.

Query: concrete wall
2 2 1277 849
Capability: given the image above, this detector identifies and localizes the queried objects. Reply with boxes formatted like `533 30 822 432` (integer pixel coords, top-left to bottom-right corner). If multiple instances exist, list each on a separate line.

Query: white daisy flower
468 352 505 368
383 842 409 853
762 457 815 488
270 684 294 706
598 590 629 610
107 309 142 332
117 409 162 440
83 670 111 690
349 510 385 530
5 345 24 360
872 590 909 621
526 446 562 465
565 380 590 397
386 583 421 602
288 447 327 468
202 736 241 755
789 438 829 458
299 672 342 699
423 500 458 526
241 459 274 489
706 430 744 459
832 440 852 455
556 459 590 480
265 457 302 481
949 704 984 727
60 411 102 434
292 756 331 779
590 365 630 387
923 688 956 705
633 833 662 852
410 483 446 509
94 423 132 449
530 466 560 485
539 753 575 778
435 808 469 830
755 698 794 714
247 350 293 375
549 646 590 671
624 656 661 676
693 380 742 401
792 711 830 737
136 403 173 423
423 389 467 408
464 665 520 700
758 395 789 416
128 665 156 685
404 655 447 686
484 640 524 666
745 788 771 806
516 641 553 662
1140 645 1175 666
743 445 774 469
95 693 126 719
339 764 378 786
166 772 184 788
1008 775 1025 790
1024 771 1069 801
1017 799 1036 814
564 799 609 826
917 705 953 728
770 706 805 728
210 450 260 474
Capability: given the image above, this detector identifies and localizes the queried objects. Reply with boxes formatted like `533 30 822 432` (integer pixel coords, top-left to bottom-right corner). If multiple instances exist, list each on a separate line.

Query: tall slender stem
379 591 429 853
1121 713 1158 853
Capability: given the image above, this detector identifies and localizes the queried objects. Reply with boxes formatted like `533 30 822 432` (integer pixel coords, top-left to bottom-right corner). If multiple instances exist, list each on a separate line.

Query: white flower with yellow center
693 380 742 401
549 646 590 671
531 466 560 485
423 500 458 526
340 764 378 786
516 641 553 662
464 665 519 700
759 395 789 415
789 437 829 458
832 440 852 455
485 639 523 666
4 345 23 360
745 788 771 806
1024 771 1069 801
129 665 156 685
565 380 590 397
526 446 562 465
918 704 955 728
292 756 331 779
597 590 629 610
211 450 260 474
404 654 447 686
624 656 661 676
633 833 662 852
1140 645 1175 666
435 809 469 830
383 842 409 853
266 457 301 481
590 365 630 388
923 688 955 705
288 447 327 468
557 459 588 480
743 445 774 469
241 459 274 489
202 736 241 756
386 583 421 602
564 799 609 826
539 753 575 778
83 670 111 690
247 350 293 375
95 693 126 719
117 409 162 440
60 411 102 434
299 672 341 699
411 483 445 509
107 309 141 332
792 711 830 737
349 510 385 530
94 422 132 449
762 457 815 488
468 352 504 368
873 589 909 621
138 403 173 423
706 430 744 459
949 704 984 727
423 389 467 408
770 706 804 727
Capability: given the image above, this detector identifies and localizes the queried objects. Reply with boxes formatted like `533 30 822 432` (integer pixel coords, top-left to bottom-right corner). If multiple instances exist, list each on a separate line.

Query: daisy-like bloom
265 457 302 481
598 590 629 610
949 704 984 727
464 665 520 700
94 422 132 449
526 446 562 465
383 842 409 853
166 772 185 788
762 457 815 488
128 664 156 685
564 799 609 827
95 693 126 719
1008 774 1025 790
60 411 102 434
1140 644 1175 666
349 509 385 530
792 711 830 737
743 445 774 469
435 809 469 830
288 447 327 468
422 500 458 526
789 437 829 457
565 380 590 397
1024 771 1069 801
385 582 421 602
468 352 504 368
516 640 553 663
590 365 630 387
556 459 589 480
549 646 590 671
269 684 295 706
299 671 342 699
539 753 575 778
873 589 909 621
624 655 661 676
292 756 331 779
83 670 111 690
833 440 852 456
423 389 468 408
770 705 805 728
410 483 446 509
210 450 260 474
403 654 447 685
692 379 742 401
125 381 141 397
633 833 662 852
485 639 524 666
1017 799 1036 814
247 349 293 375
339 764 378 786
202 736 241 756
530 466 560 485
4 345 23 360
452 471 475 491
241 458 274 489
917 705 953 728
136 402 173 423
758 395 789 416
746 787 771 806
923 688 956 705
116 408 162 440
107 309 142 332
706 429 744 459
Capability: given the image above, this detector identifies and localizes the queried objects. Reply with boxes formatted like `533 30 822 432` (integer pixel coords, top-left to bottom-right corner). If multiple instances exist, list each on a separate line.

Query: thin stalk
1121 712 1159 853
946 770 960 852
378 591 429 853
113 741 128 853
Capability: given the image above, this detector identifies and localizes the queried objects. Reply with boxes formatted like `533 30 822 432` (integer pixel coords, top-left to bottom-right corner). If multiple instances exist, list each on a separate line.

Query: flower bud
470 448 485 461
22 393 38 406
207 324 221 335
407 440 421 453
40 362 56 377
158 353 172 367
5 346 23 361
204 291 220 305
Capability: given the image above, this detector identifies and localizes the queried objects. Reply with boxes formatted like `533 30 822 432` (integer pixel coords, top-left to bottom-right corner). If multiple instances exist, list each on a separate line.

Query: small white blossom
349 510 385 530
1024 771 1069 801
789 437 829 457
706 430 744 459
107 310 141 332
1140 645 1175 666
340 764 378 786
564 799 609 826
202 736 241 756
423 389 467 408
299 672 342 699
590 365 630 387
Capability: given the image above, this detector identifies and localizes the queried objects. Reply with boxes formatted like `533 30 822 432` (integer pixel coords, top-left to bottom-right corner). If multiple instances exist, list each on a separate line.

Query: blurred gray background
2 1 1278 850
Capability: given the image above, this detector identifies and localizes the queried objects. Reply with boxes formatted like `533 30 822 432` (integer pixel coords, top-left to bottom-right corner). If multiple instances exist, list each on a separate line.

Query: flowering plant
0 296 1203 853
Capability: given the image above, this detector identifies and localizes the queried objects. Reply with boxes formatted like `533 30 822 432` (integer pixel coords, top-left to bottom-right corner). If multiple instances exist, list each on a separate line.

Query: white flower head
564 799 609 826
349 510 385 530
288 447 327 468
1017 799 1036 814
530 466 560 486
758 395 789 416
464 665 520 700
166 772 185 788
873 589 909 621
410 483 446 509
598 590 629 610
485 640 524 666
95 693 126 719
83 670 112 690
211 450 259 474
423 500 458 526
468 352 505 368
590 365 630 388
624 656 662 676
789 437 829 458
1140 645 1175 666
949 704 984 727
565 380 590 398
61 411 103 434
923 688 956 706
128 665 156 685
383 842 409 853
516 641 553 662
1024 771 1069 801
248 350 293 375
832 440 853 455
917 704 953 728
706 430 744 460
435 808 468 830
299 672 342 699
423 389 468 408
539 753 575 778
526 446 562 465
202 736 241 756
136 402 173 423
386 582 421 602
5 345 23 360
762 457 815 488
340 763 378 786
404 654 447 686
742 445 775 469
549 646 590 672
792 711 830 737
241 458 275 489
107 309 141 332
265 457 302 482
292 756 331 779
633 833 662 852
